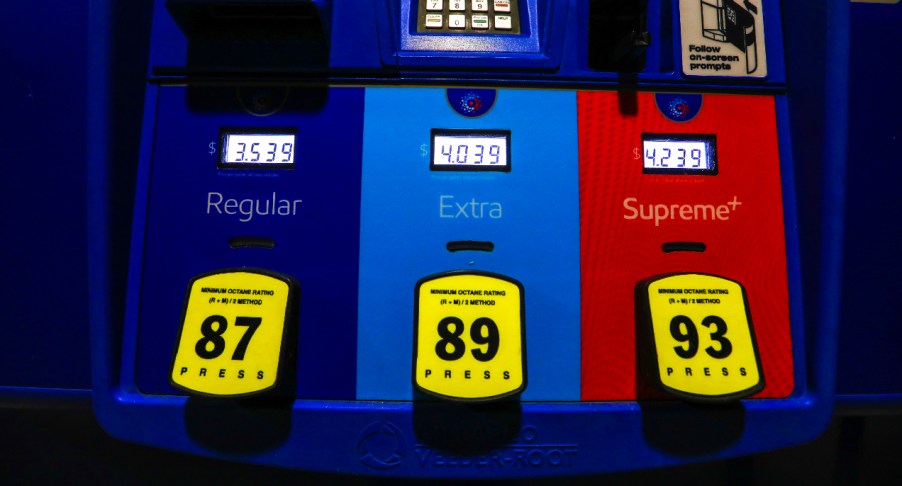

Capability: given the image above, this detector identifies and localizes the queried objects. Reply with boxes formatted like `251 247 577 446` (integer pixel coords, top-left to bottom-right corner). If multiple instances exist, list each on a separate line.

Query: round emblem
655 93 703 122
357 421 407 470
447 88 497 118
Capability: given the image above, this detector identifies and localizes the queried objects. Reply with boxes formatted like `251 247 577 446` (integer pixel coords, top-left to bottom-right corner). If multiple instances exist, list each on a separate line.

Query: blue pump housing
76 0 855 477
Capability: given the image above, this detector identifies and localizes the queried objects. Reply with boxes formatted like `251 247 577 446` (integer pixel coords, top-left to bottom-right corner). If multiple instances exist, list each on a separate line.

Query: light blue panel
357 87 580 400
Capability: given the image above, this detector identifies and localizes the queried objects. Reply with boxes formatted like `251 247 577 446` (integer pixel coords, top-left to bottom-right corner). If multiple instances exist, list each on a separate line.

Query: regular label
679 0 768 77
171 270 294 397
414 272 526 401
638 273 763 401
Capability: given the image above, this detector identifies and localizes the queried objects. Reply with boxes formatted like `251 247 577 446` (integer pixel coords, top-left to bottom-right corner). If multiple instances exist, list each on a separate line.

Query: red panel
578 91 794 400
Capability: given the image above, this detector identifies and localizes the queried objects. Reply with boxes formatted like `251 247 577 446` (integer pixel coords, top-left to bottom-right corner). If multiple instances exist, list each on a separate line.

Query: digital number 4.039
440 144 502 165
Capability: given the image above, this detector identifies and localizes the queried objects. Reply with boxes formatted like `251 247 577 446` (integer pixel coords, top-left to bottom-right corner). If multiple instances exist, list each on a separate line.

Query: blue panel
836 1 902 401
0 2 91 391
357 88 581 400
133 86 364 399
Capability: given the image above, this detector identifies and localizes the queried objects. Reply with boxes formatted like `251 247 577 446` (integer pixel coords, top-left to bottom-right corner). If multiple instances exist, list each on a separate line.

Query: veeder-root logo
357 421 407 470
413 425 579 469
447 88 497 118
655 93 703 122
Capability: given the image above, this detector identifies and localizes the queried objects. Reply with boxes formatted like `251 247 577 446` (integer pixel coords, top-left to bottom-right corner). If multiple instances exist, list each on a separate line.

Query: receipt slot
87 0 849 477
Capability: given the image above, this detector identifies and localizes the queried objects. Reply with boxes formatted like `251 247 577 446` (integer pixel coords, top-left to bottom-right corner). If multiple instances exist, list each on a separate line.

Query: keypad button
494 0 511 13
419 0 517 33
472 14 489 29
425 14 443 28
449 14 467 28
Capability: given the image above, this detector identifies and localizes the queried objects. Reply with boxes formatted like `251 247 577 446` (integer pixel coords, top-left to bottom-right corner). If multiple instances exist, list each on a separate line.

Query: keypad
417 0 521 34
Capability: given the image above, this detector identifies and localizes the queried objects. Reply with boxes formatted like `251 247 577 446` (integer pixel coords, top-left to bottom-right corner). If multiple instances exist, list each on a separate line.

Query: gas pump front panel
65 0 860 478
127 85 796 412
88 0 843 476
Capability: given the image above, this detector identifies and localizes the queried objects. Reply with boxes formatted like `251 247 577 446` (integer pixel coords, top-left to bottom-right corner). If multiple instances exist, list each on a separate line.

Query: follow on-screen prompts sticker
637 273 764 402
171 269 295 398
414 271 526 401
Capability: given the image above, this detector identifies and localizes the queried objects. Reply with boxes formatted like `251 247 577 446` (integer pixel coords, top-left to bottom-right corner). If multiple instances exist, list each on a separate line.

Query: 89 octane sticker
414 272 526 401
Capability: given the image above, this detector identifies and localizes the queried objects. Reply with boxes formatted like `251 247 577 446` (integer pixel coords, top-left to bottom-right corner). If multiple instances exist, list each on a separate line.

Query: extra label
679 0 768 77
637 273 763 401
414 272 526 401
171 269 295 397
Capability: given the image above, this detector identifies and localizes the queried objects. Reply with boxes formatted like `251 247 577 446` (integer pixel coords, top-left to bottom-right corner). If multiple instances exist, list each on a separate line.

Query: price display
642 134 717 175
431 129 511 172
414 272 526 401
170 269 296 397
220 129 296 168
636 273 763 402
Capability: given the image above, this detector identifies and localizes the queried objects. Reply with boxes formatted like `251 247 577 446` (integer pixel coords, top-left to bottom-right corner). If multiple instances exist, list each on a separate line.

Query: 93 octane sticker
414 272 526 401
638 273 764 401
170 269 294 397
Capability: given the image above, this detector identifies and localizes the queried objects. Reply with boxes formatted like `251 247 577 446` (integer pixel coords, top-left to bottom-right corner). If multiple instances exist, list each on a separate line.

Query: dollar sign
420 143 428 157
633 147 641 160
208 141 216 155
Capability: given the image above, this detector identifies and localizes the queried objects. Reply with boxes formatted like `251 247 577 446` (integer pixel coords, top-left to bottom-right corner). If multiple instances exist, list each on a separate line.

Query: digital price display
220 129 296 168
642 134 717 175
431 129 511 172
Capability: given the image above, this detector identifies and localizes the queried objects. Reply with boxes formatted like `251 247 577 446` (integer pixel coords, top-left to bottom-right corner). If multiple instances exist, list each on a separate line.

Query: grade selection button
636 273 764 402
494 15 512 30
414 272 526 401
425 14 443 28
170 269 296 398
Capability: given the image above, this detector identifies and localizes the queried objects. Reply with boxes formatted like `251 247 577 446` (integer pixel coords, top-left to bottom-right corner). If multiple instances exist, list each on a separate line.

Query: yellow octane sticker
171 270 292 397
414 272 526 401
644 274 763 400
